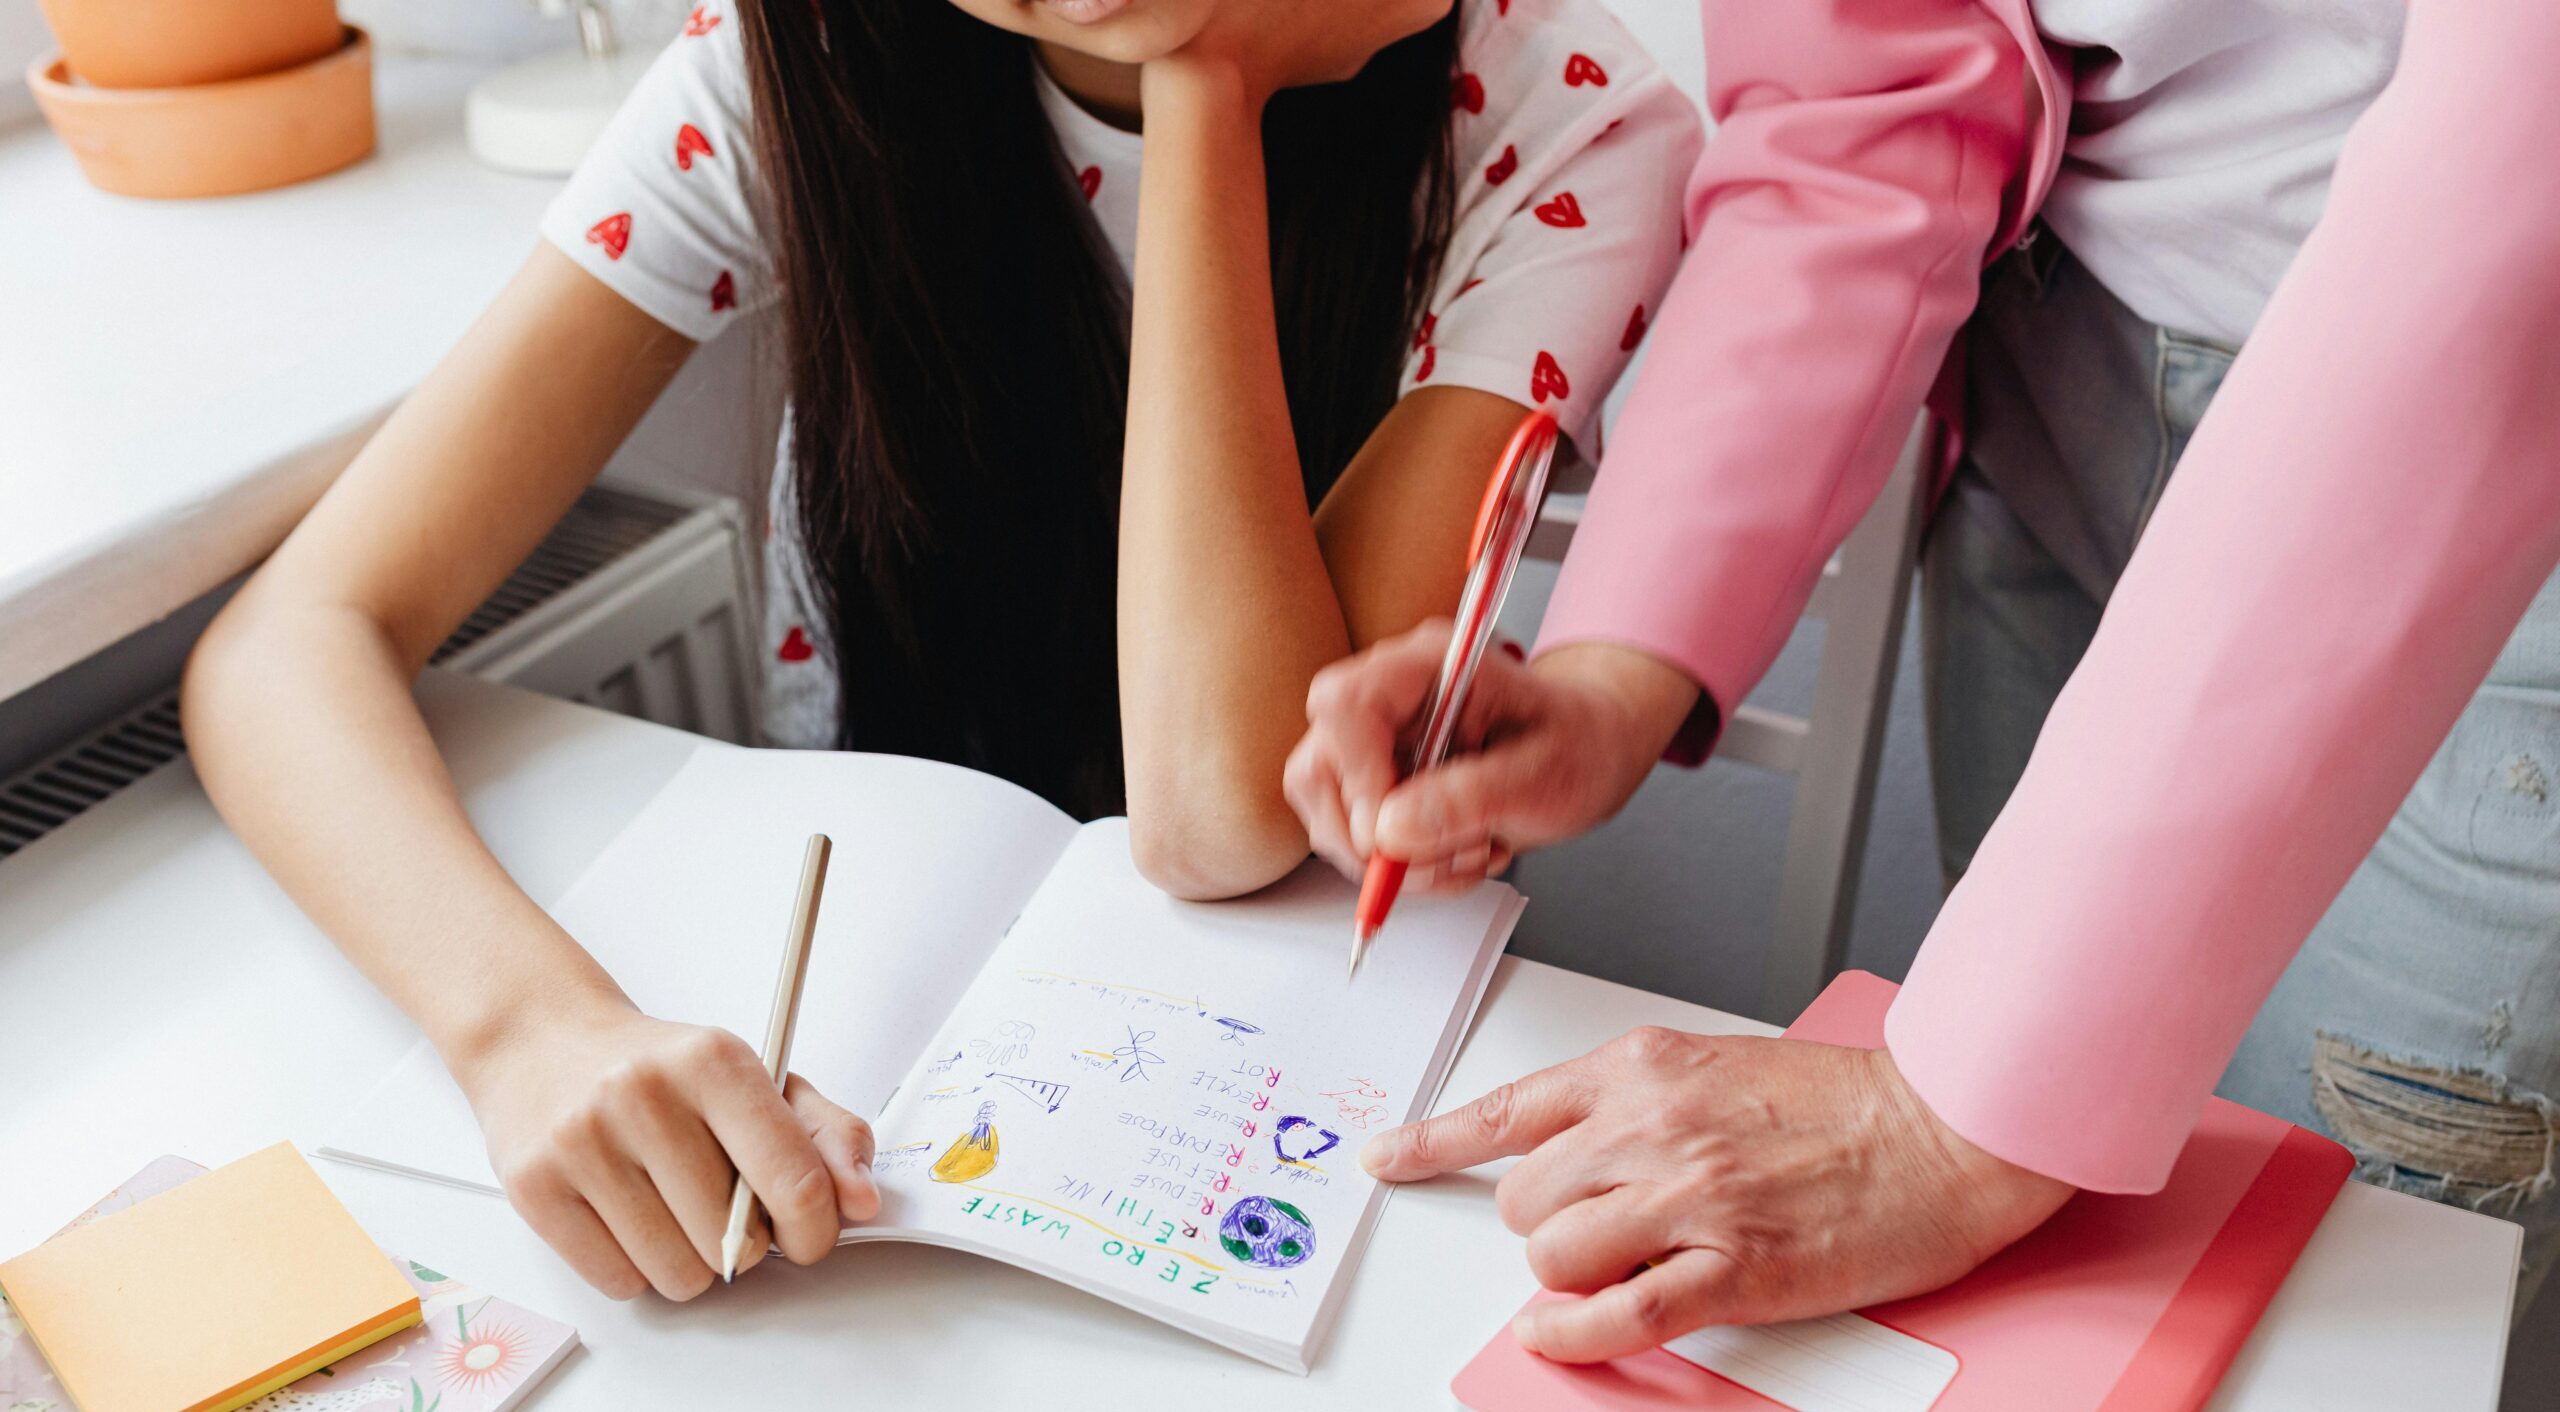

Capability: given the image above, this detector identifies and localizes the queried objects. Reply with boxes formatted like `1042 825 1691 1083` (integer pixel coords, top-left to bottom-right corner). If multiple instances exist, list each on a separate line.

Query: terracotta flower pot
28 27 376 200
35 0 344 90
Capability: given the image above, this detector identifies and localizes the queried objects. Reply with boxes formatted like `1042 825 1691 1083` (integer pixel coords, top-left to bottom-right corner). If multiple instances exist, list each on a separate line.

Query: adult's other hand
1361 1029 2074 1361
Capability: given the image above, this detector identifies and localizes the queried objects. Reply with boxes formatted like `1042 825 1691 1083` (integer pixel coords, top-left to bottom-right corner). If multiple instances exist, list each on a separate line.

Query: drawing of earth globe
1219 1195 1316 1269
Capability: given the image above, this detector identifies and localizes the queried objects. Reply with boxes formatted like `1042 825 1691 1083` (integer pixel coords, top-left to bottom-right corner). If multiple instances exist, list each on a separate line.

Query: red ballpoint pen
1349 409 1561 978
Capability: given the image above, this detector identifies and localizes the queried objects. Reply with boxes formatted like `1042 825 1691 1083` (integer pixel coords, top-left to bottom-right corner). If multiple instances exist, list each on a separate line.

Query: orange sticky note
0 1142 420 1412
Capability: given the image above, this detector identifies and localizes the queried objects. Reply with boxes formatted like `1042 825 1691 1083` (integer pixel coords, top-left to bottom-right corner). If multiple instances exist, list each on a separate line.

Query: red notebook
1452 972 2352 1412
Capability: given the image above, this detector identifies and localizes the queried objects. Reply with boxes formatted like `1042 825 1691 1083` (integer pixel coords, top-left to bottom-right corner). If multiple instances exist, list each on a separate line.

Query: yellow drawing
930 1101 1000 1184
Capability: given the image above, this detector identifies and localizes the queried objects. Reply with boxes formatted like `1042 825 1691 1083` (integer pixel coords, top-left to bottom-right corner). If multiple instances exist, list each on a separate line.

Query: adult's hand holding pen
1285 624 1700 892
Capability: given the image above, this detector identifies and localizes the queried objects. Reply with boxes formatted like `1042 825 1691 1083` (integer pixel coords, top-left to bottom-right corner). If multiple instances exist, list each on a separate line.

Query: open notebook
323 743 1523 1373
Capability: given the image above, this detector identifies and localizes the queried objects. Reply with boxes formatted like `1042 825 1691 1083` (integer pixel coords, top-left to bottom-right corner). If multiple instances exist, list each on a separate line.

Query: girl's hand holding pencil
454 998 877 1301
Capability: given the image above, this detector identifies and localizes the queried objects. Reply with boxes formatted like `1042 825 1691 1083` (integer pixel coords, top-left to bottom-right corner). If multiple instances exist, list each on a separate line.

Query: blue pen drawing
968 1020 1037 1068
1271 1115 1341 1165
1112 1026 1164 1084
1218 1195 1316 1269
1212 1016 1262 1044
926 1050 964 1076
873 1140 935 1175
990 1073 1072 1113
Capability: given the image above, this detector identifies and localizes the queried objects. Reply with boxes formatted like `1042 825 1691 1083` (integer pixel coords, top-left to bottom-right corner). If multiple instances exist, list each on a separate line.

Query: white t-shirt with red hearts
542 0 1701 750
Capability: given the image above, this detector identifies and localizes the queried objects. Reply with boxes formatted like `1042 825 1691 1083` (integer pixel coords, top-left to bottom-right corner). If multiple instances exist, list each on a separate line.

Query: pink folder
1451 971 2353 1412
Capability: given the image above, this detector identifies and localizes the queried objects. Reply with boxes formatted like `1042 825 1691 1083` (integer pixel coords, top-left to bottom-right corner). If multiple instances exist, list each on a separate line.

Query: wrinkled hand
457 998 879 1300
1153 0 1450 104
1285 627 1698 892
1361 1029 2075 1361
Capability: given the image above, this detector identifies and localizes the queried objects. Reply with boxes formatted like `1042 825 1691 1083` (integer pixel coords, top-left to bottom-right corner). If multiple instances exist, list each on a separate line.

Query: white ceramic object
464 42 657 175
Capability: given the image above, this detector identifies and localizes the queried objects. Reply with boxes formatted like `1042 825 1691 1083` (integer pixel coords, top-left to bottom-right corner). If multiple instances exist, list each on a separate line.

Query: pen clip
1464 411 1556 573
1410 411 1560 776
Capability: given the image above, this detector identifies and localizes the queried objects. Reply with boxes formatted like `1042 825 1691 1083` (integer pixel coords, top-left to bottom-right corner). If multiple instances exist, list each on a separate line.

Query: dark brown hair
739 1 1459 818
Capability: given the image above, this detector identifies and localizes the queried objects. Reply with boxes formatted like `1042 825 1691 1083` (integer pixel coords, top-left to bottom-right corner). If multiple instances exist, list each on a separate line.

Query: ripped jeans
1924 233 2560 1315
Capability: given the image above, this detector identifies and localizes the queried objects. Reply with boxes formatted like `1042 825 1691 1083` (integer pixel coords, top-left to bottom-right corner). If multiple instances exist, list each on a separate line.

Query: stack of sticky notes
0 1142 422 1412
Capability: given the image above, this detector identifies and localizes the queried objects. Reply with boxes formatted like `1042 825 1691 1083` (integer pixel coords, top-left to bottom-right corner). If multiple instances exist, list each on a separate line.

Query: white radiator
435 485 759 741
0 483 758 861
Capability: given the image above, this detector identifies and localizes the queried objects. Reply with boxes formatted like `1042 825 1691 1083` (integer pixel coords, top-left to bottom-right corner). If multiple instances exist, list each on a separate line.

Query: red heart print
1077 166 1102 201
711 270 737 313
1531 351 1569 403
1620 304 1647 351
1416 345 1437 382
684 5 719 35
585 212 631 260
1535 191 1586 228
1484 144 1518 186
1452 72 1485 114
777 626 815 663
1564 53 1608 87
1413 312 1437 350
675 123 714 171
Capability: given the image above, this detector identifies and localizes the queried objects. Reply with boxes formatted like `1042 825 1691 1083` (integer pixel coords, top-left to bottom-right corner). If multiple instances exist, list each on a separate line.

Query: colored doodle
872 1140 934 1175
930 1101 1001 1183
1318 1077 1391 1130
1113 1026 1165 1084
1218 1194 1316 1269
968 1020 1037 1068
991 1073 1072 1113
1271 1115 1341 1165
1212 1016 1262 1044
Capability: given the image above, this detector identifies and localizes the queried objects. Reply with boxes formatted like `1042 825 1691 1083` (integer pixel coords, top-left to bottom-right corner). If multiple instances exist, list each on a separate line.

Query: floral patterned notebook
0 1156 577 1412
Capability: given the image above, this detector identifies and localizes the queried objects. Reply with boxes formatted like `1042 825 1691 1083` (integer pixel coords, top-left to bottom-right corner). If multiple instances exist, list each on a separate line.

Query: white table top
0 672 2520 1408
0 58 555 701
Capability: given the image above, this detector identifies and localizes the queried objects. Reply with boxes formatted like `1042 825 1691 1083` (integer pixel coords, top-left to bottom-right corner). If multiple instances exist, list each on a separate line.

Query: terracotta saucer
29 26 378 200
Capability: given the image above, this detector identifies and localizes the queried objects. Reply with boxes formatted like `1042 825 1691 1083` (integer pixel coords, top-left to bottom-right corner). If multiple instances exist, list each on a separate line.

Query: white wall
0 1 52 128
341 0 685 60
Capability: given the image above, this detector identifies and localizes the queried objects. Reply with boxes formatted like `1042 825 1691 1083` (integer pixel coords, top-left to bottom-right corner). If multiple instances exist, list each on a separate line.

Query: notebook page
849 819 1521 1371
323 743 1079 1191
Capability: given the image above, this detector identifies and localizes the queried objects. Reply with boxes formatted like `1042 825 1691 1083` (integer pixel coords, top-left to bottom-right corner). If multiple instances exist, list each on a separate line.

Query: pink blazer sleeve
1887 0 2560 1192
1534 0 2030 761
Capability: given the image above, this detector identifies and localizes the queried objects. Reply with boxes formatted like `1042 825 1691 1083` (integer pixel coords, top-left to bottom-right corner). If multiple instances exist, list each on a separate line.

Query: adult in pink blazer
1284 0 2560 1361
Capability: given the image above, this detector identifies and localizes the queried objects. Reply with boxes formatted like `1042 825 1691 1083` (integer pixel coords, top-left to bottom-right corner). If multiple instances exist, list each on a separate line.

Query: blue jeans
1923 234 2559 1316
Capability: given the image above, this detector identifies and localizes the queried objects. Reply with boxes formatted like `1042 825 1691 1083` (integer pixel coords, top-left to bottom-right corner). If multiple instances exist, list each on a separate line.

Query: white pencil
721 833 832 1282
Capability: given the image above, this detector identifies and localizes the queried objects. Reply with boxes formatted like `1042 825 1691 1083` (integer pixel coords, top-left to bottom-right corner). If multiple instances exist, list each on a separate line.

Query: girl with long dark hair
184 0 1695 1298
